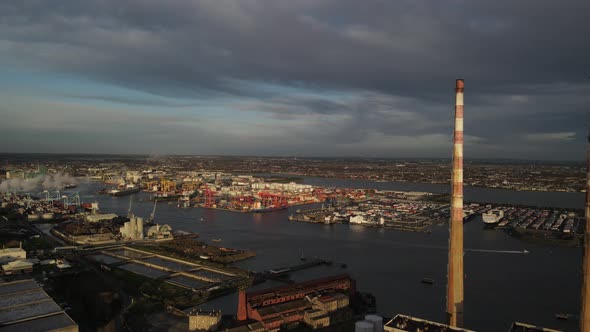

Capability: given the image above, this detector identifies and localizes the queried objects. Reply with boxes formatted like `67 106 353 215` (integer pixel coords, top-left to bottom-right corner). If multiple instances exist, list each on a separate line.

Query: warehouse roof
0 279 78 331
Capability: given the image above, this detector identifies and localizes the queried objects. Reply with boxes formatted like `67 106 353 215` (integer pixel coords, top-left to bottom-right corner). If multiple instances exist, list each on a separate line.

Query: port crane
203 185 216 207
258 192 288 208
147 199 158 224
127 195 133 218
39 190 62 205
62 192 80 208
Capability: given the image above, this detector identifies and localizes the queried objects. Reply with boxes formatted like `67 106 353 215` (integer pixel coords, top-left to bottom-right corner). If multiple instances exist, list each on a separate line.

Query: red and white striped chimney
581 129 590 331
447 79 465 327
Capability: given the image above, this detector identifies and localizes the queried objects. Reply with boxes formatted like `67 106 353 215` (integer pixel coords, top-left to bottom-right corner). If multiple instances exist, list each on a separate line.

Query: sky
0 1 589 160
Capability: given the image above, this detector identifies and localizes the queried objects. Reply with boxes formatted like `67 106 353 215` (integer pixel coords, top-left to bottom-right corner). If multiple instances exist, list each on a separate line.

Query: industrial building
237 274 354 330
0 246 26 262
0 279 78 332
508 322 562 332
145 223 173 239
0 244 35 275
225 322 267 332
119 215 144 241
188 309 221 331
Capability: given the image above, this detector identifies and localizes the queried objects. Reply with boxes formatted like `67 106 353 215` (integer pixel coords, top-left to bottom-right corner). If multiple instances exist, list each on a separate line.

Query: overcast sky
0 1 588 160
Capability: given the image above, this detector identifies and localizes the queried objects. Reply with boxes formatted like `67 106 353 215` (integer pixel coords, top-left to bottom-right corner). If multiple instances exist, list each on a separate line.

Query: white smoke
0 173 79 193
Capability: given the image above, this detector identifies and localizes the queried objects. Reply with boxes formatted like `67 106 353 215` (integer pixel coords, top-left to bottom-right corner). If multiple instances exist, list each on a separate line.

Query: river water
75 178 583 332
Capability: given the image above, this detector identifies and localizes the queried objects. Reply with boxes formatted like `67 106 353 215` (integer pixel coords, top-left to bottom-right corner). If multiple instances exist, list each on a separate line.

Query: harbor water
75 178 583 332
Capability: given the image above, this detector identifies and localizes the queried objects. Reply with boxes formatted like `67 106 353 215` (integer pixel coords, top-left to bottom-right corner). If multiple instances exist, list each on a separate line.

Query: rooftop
256 299 309 318
0 248 25 255
509 322 562 332
248 274 350 299
0 313 77 332
385 314 475 332
0 280 38 296
0 279 78 331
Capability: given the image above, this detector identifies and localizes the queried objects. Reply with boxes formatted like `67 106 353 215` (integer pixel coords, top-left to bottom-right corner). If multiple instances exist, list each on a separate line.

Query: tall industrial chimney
447 79 465 327
581 129 590 332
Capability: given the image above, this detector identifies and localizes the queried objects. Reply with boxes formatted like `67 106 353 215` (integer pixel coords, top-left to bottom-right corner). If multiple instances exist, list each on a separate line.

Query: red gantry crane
203 184 216 208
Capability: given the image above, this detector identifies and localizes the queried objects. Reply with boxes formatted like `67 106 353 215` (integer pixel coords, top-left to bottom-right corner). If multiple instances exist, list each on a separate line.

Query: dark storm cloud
64 94 199 108
0 0 588 159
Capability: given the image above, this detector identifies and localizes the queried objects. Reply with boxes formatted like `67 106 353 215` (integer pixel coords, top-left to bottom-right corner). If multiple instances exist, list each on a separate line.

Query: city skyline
0 1 589 160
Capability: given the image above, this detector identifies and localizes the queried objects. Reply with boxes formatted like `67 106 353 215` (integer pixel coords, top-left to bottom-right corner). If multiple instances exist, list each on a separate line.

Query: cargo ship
107 184 140 196
151 192 181 201
482 209 504 227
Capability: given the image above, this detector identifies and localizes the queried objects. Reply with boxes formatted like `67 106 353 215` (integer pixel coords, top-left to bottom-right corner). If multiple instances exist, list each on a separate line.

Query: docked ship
482 209 504 226
107 184 140 196
151 192 181 201
252 206 288 213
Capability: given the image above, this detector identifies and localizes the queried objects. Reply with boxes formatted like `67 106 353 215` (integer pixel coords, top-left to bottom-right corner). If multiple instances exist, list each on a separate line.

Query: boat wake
464 248 529 254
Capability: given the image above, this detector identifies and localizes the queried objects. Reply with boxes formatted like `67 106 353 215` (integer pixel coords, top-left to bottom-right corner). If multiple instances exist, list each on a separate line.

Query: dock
265 258 332 278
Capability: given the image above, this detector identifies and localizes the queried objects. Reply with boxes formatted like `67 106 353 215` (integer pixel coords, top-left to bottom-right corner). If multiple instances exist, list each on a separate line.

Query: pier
263 259 334 283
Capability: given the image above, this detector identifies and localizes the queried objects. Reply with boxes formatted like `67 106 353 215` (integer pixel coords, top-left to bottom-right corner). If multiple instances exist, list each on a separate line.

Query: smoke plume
0 173 78 193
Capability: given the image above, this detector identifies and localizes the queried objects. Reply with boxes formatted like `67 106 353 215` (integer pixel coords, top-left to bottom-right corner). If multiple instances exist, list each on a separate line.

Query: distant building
349 215 367 224
0 279 78 331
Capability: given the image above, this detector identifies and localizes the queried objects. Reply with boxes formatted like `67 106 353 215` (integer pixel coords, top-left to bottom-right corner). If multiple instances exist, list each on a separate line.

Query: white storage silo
355 320 374 332
365 315 383 332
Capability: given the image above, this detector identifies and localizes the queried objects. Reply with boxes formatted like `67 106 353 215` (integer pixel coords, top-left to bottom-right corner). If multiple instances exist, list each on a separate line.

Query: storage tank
365 315 383 332
355 321 374 332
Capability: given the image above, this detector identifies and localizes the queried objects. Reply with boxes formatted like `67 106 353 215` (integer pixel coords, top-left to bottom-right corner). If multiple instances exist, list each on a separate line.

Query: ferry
107 184 140 196
482 209 504 227
555 313 570 320
269 268 290 275
421 278 434 285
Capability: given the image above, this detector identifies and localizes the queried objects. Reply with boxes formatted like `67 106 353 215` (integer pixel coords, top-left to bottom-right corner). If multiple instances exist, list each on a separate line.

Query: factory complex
232 274 357 331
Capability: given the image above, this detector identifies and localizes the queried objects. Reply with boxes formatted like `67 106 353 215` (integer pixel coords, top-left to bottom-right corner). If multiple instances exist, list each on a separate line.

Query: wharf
265 259 332 278
198 201 317 214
